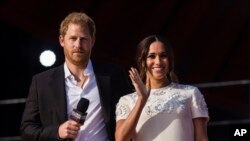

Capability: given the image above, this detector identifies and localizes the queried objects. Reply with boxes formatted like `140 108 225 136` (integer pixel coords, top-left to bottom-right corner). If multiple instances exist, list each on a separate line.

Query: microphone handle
66 113 87 141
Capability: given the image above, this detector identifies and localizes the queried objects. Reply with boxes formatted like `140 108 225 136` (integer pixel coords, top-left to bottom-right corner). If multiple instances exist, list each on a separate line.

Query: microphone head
77 98 89 113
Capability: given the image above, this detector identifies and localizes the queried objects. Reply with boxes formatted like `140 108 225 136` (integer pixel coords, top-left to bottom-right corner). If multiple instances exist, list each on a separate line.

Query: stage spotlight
39 50 56 67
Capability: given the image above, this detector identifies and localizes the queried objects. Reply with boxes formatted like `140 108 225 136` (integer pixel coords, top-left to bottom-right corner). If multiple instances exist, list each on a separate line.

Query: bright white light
39 50 56 67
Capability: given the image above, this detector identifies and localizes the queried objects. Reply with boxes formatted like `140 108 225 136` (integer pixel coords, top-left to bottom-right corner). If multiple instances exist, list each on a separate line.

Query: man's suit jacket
20 62 132 141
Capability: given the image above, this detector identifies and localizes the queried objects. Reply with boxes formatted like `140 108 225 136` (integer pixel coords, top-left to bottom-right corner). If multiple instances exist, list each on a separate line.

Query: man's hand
58 119 81 140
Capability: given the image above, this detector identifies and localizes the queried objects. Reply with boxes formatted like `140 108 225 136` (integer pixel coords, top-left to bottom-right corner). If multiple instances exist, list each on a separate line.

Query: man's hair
59 12 96 37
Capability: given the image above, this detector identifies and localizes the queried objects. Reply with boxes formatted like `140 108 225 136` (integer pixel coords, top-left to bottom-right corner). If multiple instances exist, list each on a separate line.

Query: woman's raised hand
129 67 151 99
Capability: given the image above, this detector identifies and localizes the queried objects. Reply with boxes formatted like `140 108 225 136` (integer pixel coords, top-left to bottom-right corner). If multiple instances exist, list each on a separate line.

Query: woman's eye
147 55 155 58
160 54 168 58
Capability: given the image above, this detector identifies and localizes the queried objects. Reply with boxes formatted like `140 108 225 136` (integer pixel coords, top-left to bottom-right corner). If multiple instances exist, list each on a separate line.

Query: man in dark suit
20 12 132 141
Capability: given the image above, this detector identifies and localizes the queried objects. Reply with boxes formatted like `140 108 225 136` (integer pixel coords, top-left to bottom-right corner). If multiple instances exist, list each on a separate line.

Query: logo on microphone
70 109 87 125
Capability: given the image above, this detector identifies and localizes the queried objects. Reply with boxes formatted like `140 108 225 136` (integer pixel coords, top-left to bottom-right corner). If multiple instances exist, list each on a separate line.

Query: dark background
0 0 250 140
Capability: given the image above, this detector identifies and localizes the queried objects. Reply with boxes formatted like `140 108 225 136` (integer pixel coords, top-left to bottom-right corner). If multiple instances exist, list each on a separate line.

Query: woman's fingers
129 67 151 96
129 70 136 85
130 67 140 81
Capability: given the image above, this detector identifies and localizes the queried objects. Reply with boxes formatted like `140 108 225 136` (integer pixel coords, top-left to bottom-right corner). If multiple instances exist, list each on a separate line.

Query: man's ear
59 35 64 47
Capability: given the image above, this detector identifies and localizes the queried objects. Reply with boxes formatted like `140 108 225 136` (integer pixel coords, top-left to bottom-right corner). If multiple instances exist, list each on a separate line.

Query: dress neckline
150 82 174 95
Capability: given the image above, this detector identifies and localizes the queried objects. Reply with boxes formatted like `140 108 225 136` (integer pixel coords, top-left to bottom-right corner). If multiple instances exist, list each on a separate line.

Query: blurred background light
39 50 56 67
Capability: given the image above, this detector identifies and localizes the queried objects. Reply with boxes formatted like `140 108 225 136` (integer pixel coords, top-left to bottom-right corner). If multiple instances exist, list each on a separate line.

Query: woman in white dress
115 35 209 141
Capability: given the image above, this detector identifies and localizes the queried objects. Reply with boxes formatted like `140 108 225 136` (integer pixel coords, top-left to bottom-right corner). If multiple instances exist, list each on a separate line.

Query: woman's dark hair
136 35 178 83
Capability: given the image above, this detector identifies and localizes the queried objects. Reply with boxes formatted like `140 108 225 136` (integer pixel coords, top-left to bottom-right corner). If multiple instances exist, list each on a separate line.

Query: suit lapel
95 73 111 123
49 65 68 123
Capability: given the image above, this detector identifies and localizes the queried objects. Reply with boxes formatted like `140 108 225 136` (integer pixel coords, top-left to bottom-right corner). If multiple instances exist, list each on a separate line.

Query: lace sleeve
191 87 209 119
115 96 132 121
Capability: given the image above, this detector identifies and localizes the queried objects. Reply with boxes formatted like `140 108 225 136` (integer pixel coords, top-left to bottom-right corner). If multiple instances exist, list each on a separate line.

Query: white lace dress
116 82 209 141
